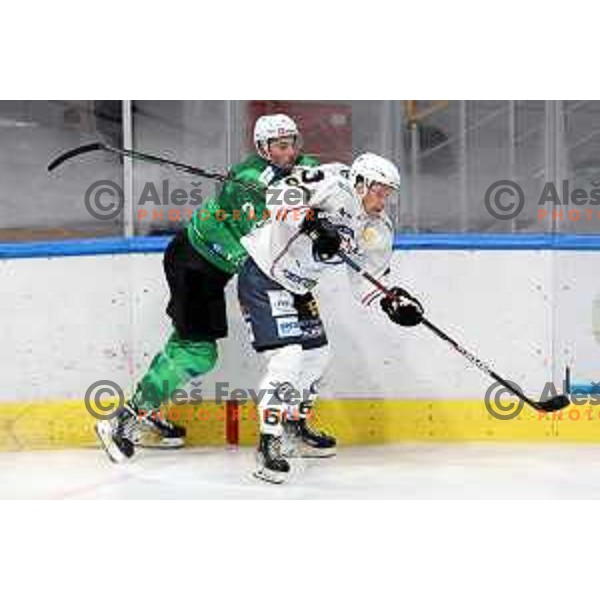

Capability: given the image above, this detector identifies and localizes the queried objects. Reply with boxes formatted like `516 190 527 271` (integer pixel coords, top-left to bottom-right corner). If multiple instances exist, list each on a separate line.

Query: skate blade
253 466 288 484
136 433 185 449
94 422 131 464
285 442 336 459
299 447 337 458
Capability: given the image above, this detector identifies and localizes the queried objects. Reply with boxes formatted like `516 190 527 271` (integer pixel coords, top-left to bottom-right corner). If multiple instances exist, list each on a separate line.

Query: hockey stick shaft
336 249 543 410
418 316 535 406
48 141 264 193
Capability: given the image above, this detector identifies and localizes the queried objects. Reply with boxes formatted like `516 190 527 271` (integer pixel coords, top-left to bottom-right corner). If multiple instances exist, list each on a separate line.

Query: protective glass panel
0 100 123 241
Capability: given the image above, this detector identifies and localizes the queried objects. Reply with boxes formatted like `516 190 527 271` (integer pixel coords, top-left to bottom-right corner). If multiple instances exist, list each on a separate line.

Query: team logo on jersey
361 226 379 245
267 290 298 317
275 316 302 338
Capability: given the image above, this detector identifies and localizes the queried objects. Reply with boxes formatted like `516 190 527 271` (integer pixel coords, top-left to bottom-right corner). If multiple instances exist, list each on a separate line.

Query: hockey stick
47 141 263 192
337 249 570 413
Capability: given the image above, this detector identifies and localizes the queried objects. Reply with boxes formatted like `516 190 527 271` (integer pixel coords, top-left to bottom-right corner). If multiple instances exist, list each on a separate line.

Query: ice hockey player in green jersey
95 114 319 463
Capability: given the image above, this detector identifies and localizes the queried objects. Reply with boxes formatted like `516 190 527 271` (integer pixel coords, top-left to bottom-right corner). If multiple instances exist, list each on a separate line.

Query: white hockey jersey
240 163 394 307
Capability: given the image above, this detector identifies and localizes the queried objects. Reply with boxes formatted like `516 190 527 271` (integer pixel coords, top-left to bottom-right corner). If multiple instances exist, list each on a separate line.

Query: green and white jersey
186 153 319 274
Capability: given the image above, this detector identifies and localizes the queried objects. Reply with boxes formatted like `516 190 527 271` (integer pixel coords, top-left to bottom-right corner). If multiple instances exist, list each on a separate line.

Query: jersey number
284 168 325 188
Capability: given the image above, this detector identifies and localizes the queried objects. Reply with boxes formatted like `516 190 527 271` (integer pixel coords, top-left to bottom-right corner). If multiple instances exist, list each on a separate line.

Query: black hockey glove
380 286 424 327
300 209 342 262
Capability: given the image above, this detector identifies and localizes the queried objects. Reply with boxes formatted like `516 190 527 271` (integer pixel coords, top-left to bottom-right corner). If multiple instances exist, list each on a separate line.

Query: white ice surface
2 443 600 499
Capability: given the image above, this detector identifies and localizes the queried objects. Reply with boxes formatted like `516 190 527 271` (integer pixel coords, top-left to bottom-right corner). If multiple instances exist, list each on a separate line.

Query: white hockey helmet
253 113 301 160
349 153 401 195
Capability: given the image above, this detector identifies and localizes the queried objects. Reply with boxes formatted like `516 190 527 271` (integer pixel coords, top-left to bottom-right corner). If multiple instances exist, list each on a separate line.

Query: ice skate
136 410 186 449
253 433 290 484
95 403 140 463
284 417 336 458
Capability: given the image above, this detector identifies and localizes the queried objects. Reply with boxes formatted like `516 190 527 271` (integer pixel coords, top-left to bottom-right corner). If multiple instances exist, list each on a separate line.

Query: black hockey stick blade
533 394 570 412
48 142 107 172
335 250 572 415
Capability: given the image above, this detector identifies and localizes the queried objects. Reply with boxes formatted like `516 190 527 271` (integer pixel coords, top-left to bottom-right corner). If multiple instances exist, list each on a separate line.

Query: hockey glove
380 286 424 327
300 209 342 262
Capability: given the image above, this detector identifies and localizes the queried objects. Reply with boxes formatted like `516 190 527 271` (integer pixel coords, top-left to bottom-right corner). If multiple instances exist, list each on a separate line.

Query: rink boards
1 235 600 449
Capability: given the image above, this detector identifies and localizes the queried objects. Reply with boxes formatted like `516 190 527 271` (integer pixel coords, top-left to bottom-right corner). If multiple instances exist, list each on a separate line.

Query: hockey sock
131 332 218 412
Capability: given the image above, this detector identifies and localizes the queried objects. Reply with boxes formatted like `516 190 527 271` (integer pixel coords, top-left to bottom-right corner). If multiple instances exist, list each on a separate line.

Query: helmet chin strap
355 179 371 201
257 141 271 161
354 184 369 215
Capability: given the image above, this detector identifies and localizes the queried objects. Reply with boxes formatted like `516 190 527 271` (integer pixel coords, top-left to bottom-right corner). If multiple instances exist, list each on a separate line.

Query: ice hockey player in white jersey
238 153 425 483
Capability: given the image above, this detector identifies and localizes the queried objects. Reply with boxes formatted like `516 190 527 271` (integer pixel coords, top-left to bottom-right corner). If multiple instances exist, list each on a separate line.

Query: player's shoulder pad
318 162 350 178
308 166 354 208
